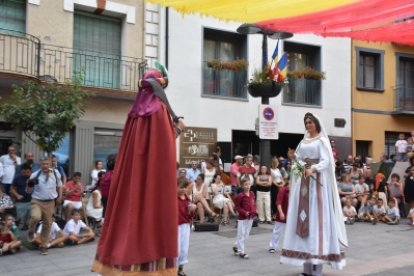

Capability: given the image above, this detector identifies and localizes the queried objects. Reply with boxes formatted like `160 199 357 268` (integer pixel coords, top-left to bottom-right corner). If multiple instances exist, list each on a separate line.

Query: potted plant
206 58 248 71
247 64 285 98
287 67 325 80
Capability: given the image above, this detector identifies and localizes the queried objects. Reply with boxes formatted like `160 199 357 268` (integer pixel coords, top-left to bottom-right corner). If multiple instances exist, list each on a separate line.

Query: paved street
1 220 413 276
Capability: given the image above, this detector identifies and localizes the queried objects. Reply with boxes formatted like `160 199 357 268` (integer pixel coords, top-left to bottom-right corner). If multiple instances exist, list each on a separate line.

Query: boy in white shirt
395 133 408 161
63 210 95 245
33 217 67 248
343 198 357 224
385 198 400 225
373 198 387 223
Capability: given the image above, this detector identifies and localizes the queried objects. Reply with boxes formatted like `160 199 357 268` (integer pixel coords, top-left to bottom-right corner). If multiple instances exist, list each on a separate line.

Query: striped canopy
147 0 414 45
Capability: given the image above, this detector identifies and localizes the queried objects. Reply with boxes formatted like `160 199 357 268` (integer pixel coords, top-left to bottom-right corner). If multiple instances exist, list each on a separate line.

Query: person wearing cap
186 161 200 183
230 155 244 194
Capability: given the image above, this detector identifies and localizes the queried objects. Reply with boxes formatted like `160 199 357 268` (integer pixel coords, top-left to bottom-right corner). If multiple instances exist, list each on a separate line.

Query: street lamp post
237 24 293 168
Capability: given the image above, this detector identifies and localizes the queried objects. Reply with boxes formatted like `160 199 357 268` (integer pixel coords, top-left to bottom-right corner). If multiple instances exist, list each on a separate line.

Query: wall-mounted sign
259 104 278 140
180 127 217 166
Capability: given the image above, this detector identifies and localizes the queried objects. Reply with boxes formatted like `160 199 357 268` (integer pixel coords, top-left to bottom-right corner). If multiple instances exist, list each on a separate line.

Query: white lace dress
280 136 346 270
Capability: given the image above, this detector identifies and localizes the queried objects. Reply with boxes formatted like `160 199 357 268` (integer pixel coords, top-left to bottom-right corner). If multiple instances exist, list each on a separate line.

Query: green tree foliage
0 80 92 155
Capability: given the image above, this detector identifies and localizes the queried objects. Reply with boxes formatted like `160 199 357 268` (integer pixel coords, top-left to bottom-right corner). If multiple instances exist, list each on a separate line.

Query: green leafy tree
0 80 92 156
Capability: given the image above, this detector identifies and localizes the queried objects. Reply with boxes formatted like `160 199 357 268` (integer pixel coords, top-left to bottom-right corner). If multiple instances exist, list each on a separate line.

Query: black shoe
239 253 249 259
232 246 238 254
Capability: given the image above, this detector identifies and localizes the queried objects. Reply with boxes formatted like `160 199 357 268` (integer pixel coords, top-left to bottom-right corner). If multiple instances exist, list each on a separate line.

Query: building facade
0 0 147 182
352 40 414 161
156 8 352 165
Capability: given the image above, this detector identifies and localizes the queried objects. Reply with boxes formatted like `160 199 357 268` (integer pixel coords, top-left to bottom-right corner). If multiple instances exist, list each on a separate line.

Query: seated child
0 222 21 255
342 197 357 224
355 175 370 206
33 217 67 248
385 198 400 225
63 210 95 245
358 197 377 224
373 198 387 223
408 206 414 226
3 214 19 239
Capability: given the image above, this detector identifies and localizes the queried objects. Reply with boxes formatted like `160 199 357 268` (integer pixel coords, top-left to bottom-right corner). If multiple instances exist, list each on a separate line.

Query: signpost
259 104 278 140
180 127 217 166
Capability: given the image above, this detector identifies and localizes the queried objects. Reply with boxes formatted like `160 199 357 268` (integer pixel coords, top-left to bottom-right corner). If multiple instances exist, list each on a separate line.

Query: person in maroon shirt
268 182 289 253
177 176 196 276
232 178 257 259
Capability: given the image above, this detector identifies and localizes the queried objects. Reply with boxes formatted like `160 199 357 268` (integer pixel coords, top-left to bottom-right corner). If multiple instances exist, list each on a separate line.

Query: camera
27 178 39 188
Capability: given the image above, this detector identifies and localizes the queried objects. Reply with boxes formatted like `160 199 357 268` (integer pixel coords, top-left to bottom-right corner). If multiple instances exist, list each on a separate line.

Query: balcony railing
394 86 414 113
203 66 247 99
0 29 146 92
283 79 321 106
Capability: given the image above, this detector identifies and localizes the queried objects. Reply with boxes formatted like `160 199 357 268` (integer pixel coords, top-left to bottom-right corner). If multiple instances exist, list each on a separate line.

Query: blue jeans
15 202 31 226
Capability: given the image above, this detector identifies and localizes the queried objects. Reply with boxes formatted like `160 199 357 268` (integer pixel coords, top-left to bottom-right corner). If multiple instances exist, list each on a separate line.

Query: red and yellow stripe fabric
147 0 414 45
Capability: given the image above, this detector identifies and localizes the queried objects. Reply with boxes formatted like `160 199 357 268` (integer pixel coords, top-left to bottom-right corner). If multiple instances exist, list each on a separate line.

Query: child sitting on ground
358 197 377 224
33 217 67 248
385 198 400 225
3 214 20 240
0 222 21 255
343 197 357 224
408 206 414 226
355 175 370 207
63 210 95 245
373 198 387 223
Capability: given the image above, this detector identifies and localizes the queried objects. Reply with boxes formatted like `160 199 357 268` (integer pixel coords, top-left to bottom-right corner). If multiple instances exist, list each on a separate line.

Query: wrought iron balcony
0 29 146 92
282 79 321 106
202 66 247 99
394 86 414 114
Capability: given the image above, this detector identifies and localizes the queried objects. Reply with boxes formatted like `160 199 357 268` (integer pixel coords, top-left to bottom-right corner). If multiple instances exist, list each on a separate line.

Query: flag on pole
278 53 287 82
271 41 279 77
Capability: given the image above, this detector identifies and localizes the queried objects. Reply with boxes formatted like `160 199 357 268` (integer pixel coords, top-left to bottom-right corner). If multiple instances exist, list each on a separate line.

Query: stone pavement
1 220 413 276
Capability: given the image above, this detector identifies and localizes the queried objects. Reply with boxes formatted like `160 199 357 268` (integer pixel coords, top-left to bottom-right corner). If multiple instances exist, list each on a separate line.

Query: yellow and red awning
147 0 414 45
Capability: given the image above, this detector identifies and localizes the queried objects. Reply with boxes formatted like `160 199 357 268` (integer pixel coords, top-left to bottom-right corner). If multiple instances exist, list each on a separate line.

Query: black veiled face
305 118 317 135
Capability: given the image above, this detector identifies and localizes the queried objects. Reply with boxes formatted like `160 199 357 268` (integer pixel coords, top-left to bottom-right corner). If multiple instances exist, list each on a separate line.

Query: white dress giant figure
280 113 348 275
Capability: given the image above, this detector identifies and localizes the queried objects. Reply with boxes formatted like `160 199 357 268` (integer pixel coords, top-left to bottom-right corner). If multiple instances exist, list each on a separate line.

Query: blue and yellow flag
278 53 287 81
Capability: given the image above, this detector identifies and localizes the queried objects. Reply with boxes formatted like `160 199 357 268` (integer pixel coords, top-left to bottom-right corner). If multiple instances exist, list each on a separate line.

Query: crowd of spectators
1 132 414 258
0 146 107 256
180 136 414 231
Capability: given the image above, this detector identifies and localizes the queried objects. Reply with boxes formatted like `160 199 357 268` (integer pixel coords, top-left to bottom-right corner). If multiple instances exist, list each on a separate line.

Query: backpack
33 169 59 186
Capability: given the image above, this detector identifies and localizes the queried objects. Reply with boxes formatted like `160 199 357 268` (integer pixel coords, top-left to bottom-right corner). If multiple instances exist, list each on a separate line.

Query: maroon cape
93 74 178 275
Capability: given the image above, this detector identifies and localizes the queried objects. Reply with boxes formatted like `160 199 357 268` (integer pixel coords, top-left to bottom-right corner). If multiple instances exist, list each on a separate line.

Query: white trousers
235 219 253 254
178 223 190 265
269 221 286 249
256 191 271 221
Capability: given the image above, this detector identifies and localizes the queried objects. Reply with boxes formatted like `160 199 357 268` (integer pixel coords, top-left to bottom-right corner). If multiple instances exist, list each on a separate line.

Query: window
282 42 321 106
203 28 247 99
0 0 26 35
73 11 122 89
93 129 122 167
356 47 384 91
396 54 414 112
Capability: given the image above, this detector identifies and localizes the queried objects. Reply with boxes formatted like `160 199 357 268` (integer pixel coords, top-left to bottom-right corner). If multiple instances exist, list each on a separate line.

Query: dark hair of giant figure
303 112 322 133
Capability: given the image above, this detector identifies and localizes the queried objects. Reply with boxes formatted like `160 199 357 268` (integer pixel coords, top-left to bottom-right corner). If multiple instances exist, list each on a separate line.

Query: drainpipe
165 7 169 68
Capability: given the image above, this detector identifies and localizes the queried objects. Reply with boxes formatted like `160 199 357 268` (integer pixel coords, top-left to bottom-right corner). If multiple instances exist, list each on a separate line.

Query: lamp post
237 23 293 168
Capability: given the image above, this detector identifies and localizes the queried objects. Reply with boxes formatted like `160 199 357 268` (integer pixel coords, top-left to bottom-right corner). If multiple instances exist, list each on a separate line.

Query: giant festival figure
281 113 348 276
92 64 185 275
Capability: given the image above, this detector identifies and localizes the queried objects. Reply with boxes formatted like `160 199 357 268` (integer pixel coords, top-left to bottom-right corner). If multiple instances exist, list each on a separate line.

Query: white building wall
154 8 351 142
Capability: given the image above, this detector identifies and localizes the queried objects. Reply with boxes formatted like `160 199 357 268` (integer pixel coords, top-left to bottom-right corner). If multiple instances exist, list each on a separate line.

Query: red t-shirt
235 191 257 220
0 232 12 243
178 195 192 225
64 180 83 201
275 186 289 223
